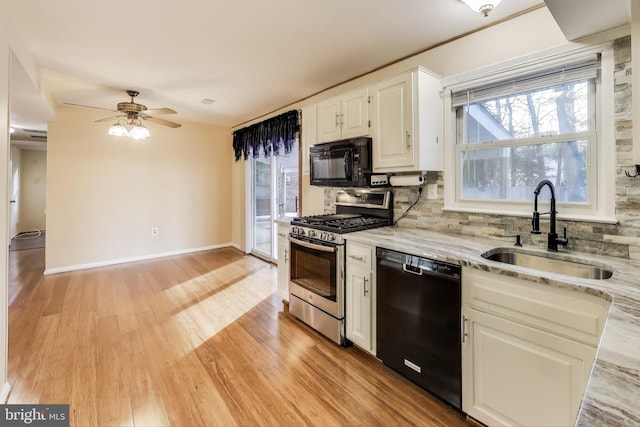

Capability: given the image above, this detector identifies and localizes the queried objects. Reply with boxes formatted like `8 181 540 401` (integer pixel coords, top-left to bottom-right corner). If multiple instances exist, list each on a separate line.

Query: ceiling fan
64 89 182 129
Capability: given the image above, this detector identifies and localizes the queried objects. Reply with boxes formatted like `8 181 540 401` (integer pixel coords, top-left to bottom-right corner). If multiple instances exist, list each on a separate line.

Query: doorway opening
250 143 299 261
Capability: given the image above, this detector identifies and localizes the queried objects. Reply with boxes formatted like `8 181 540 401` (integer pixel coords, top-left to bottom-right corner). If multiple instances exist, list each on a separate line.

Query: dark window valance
233 109 300 161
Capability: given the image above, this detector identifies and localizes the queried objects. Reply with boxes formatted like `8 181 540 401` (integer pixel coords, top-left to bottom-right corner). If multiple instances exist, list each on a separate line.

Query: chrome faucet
531 179 568 252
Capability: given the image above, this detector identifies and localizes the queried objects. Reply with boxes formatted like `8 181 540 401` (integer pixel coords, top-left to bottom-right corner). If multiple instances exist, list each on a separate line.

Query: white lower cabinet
276 223 290 302
461 267 609 427
462 307 595 427
345 241 375 354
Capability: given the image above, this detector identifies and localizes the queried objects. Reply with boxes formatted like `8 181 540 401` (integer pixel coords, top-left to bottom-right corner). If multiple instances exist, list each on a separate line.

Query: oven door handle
289 237 337 253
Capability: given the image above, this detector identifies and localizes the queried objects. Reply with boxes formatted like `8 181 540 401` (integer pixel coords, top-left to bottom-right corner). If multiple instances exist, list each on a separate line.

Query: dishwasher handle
402 264 423 275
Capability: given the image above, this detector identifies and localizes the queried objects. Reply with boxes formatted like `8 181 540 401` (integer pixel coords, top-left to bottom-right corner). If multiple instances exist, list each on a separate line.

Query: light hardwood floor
8 246 470 427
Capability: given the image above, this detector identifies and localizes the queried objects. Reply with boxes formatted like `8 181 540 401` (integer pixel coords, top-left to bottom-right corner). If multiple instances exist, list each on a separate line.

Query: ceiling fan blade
95 115 126 123
64 102 118 112
142 115 182 128
143 107 177 115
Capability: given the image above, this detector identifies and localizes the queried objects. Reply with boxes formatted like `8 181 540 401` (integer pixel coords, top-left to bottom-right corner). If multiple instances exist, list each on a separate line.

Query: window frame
442 42 616 223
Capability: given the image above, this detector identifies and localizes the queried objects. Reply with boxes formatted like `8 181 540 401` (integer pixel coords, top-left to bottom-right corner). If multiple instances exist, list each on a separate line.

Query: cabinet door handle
284 249 289 263
363 277 369 297
406 131 411 149
340 112 344 126
462 314 468 343
335 112 341 127
348 254 365 262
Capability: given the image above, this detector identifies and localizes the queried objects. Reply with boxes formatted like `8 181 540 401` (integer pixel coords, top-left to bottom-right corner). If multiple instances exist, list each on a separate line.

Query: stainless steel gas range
288 189 393 345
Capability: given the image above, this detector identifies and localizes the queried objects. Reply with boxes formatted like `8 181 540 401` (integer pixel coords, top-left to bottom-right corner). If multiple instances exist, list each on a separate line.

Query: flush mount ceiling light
461 0 502 17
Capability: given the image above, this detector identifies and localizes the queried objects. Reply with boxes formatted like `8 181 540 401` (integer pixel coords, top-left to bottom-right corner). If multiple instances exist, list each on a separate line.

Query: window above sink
441 42 617 223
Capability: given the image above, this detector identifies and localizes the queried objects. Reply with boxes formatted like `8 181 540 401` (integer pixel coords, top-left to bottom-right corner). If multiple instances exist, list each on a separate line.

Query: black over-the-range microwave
309 137 373 187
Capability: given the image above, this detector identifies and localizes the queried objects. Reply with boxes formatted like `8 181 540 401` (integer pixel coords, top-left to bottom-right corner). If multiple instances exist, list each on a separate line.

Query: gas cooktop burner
291 214 390 233
296 214 360 224
324 216 389 229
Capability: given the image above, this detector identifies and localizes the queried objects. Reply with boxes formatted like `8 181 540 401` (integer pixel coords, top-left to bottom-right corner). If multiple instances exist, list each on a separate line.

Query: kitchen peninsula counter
345 227 640 427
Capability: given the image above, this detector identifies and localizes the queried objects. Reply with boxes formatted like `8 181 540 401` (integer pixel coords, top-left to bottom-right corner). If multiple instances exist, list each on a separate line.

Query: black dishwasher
376 247 461 411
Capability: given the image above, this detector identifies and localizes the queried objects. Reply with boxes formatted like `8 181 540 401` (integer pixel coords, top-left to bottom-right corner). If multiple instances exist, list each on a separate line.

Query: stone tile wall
324 36 640 261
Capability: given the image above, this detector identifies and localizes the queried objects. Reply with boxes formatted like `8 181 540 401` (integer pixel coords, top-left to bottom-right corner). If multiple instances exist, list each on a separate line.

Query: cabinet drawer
346 241 373 270
462 268 609 346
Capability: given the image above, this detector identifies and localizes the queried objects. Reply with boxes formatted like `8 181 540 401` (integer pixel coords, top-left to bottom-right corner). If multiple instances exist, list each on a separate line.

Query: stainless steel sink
482 248 613 280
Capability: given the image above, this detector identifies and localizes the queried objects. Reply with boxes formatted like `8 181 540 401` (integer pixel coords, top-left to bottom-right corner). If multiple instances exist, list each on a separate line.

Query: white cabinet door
346 266 372 351
462 307 595 427
300 104 316 176
345 241 375 354
370 73 414 170
371 67 443 173
277 230 290 302
341 88 370 139
317 88 369 143
317 97 342 143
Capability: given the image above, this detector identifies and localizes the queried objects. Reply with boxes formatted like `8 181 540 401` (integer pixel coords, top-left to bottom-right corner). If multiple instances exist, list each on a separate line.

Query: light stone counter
344 227 640 427
275 218 292 235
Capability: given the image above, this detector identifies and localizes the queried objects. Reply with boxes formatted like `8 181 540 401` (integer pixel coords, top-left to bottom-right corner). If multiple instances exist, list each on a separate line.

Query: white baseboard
0 381 10 403
43 243 235 275
229 242 248 254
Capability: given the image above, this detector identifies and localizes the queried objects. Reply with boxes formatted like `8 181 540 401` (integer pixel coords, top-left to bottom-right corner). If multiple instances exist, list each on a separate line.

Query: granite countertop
275 218 292 234
344 227 640 427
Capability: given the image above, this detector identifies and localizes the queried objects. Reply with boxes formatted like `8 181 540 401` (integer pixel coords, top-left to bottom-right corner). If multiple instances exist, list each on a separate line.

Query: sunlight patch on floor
166 259 277 355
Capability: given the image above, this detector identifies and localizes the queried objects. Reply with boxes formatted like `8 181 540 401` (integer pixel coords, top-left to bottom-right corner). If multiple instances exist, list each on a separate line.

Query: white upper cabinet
370 66 443 173
316 88 369 143
300 104 316 176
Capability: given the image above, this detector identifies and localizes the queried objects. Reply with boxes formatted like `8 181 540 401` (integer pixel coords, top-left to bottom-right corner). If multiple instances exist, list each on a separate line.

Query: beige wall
46 105 233 272
300 174 324 216
18 148 46 233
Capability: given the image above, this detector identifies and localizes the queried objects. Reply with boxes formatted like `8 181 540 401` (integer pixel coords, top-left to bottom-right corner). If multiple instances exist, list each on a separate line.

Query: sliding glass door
251 143 299 260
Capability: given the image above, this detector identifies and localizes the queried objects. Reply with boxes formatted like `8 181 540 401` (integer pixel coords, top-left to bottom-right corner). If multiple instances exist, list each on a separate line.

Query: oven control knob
327 234 336 241
308 230 316 238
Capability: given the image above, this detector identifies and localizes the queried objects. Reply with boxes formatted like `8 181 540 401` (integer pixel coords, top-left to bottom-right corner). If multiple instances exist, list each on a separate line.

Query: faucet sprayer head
531 211 542 234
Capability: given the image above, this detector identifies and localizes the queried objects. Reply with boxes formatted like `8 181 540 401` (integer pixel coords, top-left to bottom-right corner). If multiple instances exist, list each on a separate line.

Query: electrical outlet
426 184 438 200
151 227 159 236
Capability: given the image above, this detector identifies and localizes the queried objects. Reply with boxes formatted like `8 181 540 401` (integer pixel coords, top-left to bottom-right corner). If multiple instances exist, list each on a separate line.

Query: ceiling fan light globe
108 124 129 137
129 125 150 140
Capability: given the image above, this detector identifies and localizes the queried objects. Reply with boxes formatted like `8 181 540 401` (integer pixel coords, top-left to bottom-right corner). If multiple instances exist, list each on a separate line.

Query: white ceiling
7 0 544 134
544 0 630 40
5 0 631 139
